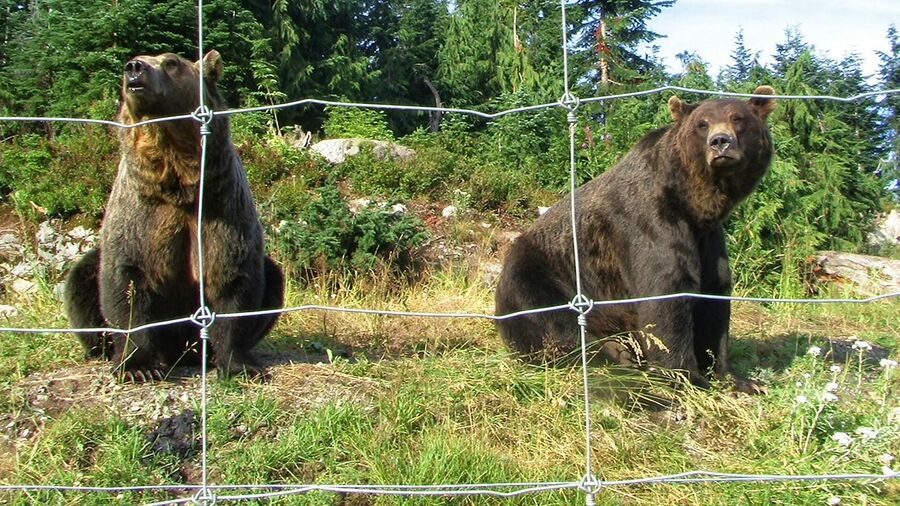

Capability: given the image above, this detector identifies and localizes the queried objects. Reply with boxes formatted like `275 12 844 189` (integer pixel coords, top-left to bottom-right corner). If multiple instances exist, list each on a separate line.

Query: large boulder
311 138 416 165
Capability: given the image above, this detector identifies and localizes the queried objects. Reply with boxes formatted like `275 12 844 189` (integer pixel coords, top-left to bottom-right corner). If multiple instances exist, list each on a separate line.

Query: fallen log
810 251 900 296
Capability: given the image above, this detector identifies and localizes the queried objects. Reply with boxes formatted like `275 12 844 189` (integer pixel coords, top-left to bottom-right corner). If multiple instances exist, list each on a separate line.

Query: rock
146 410 198 460
10 278 38 295
538 206 551 216
811 251 900 296
442 205 458 219
0 233 23 260
391 203 408 215
0 305 19 318
310 138 416 165
495 231 521 249
869 209 900 247
479 261 504 287
348 198 373 214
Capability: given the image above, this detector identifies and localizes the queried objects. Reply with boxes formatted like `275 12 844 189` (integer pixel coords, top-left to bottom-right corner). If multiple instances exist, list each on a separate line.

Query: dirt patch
0 350 383 464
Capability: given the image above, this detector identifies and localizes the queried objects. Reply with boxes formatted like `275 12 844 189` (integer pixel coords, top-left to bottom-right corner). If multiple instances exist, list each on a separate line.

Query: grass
0 261 897 505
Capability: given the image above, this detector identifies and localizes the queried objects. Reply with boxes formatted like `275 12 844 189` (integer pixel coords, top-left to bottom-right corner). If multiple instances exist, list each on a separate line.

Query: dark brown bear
64 51 284 381
495 86 777 391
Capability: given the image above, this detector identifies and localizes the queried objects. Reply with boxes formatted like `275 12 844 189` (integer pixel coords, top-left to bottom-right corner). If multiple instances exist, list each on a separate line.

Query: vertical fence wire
0 0 899 504
193 0 214 503
558 0 601 503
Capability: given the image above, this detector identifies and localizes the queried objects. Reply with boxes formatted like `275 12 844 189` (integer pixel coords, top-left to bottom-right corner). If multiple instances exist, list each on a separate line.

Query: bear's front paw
114 367 165 383
215 355 268 381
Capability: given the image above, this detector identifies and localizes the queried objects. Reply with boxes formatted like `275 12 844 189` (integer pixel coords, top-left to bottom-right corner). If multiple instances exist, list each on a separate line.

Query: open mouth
127 86 145 93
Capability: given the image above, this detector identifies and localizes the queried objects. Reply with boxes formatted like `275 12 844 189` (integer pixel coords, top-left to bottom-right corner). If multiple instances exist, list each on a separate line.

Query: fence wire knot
569 294 594 320
192 487 217 506
558 91 581 123
191 306 216 330
579 473 603 495
192 105 214 130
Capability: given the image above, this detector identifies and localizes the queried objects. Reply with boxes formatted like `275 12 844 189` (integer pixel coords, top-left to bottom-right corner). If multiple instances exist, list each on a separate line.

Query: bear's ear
668 95 697 122
748 85 777 121
200 50 224 83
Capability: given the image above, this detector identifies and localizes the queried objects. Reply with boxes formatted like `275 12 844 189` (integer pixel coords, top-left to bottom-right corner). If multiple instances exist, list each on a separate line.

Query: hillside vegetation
0 1 899 504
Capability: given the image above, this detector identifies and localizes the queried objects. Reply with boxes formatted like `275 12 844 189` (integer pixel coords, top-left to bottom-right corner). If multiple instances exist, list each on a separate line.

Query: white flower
823 392 839 402
852 340 873 351
808 346 822 357
879 454 895 465
882 466 896 476
796 381 804 387
803 373 812 379
880 358 898 369
827 496 842 505
854 427 878 440
825 381 839 392
795 395 809 404
830 365 842 374
832 432 853 447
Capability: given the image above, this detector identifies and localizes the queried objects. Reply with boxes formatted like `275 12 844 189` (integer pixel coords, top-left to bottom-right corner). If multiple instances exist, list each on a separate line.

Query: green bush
0 128 116 220
242 135 330 194
270 183 428 278
323 106 395 141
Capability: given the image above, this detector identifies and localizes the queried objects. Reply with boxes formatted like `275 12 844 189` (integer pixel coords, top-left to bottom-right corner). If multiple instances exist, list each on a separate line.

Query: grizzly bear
64 50 284 381
495 86 777 391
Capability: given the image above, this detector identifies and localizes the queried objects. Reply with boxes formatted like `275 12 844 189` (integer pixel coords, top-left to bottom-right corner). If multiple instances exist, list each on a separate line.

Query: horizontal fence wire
5 470 898 499
1 0 900 503
2 85 900 128
1 291 899 337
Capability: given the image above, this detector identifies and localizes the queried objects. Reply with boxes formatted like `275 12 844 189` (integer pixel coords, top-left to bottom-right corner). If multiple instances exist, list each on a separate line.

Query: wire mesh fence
0 0 899 504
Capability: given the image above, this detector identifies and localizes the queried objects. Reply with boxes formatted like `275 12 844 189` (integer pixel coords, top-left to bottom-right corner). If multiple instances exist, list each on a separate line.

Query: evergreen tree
876 24 900 194
718 28 762 87
772 26 812 78
573 0 674 89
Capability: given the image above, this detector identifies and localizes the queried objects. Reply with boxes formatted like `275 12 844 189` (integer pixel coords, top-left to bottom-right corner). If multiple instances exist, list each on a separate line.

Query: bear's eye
730 115 743 124
697 120 708 131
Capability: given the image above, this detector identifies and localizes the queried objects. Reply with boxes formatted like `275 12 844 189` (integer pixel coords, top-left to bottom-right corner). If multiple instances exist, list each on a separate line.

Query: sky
645 0 899 81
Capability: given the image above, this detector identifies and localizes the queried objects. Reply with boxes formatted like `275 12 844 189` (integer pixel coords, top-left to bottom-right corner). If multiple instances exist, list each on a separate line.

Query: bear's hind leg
64 248 114 359
207 257 284 379
101 264 168 382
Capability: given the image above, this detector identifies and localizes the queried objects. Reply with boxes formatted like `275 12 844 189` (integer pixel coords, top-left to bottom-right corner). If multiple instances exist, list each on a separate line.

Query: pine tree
718 29 762 87
573 0 674 89
876 24 900 195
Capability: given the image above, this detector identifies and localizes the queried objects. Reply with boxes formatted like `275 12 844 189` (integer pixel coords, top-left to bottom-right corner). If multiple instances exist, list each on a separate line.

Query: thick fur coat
495 86 777 389
64 51 283 381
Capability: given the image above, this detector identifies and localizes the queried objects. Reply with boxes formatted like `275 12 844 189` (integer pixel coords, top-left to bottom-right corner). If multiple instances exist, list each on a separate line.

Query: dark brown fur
64 51 284 381
494 86 777 390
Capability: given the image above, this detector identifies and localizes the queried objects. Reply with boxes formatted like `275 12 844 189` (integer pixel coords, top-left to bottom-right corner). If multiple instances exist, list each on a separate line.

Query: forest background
0 0 898 297
1 2 900 504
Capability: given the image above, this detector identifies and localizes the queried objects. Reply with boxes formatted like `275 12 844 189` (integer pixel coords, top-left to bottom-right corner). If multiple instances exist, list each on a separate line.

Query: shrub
269 183 428 279
241 135 330 197
0 128 116 220
323 106 394 141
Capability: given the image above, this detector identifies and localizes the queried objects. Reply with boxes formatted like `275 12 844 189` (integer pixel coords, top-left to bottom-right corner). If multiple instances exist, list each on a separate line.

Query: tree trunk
423 76 443 133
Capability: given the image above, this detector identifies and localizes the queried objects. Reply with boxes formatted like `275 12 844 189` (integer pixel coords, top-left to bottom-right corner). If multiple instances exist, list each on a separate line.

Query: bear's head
668 86 777 176
120 50 224 121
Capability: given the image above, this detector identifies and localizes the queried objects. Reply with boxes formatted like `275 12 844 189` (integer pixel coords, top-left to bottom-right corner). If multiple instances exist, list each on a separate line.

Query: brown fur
495 86 777 390
64 51 284 381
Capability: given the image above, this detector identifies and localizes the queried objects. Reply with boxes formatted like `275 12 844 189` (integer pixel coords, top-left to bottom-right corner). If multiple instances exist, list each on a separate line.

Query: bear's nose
124 60 144 79
709 133 733 152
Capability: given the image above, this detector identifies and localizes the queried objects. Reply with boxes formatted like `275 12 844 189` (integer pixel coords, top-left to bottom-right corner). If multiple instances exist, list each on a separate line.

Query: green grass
0 267 897 505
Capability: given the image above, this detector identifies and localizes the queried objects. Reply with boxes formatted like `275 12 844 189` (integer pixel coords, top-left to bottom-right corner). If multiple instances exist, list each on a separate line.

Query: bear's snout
125 60 145 80
124 59 150 94
709 133 734 153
